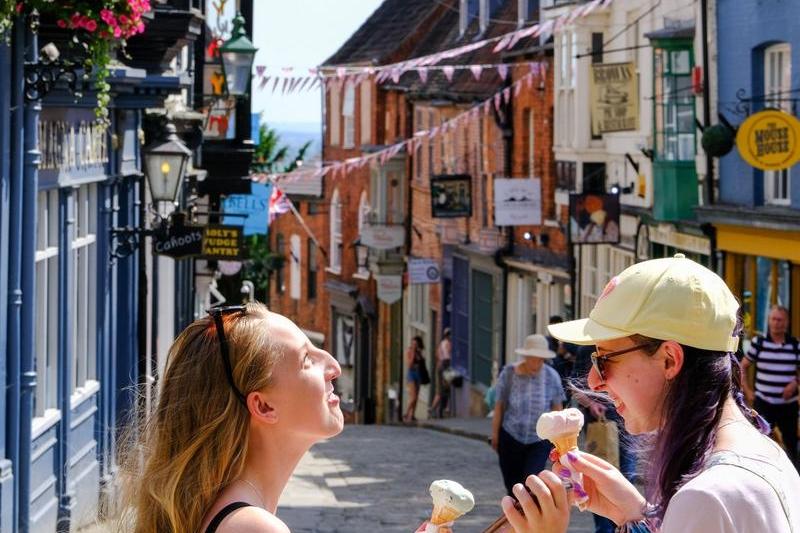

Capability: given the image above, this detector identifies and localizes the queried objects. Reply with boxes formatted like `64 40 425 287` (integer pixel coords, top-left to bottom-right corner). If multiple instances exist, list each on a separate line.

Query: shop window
34 189 60 417
71 183 98 393
581 245 633 315
763 43 791 206
653 46 695 161
356 191 370 278
360 80 372 145
333 312 355 367
556 160 576 190
329 188 342 273
517 0 538 25
583 162 606 193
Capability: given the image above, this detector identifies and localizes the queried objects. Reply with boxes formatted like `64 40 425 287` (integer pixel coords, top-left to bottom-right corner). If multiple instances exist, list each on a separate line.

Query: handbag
416 353 431 385
584 417 620 469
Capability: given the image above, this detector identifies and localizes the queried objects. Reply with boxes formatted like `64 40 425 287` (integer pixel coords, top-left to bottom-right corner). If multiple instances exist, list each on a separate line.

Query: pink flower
85 19 97 32
70 13 81 27
113 26 122 38
136 21 145 33
119 15 130 25
56 19 67 28
100 9 114 24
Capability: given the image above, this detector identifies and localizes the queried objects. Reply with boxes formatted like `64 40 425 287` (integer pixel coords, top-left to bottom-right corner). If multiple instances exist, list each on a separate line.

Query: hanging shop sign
431 174 473 218
590 62 639 135
361 223 405 250
569 193 621 245
493 178 542 226
375 274 403 304
154 223 244 260
222 182 271 236
735 109 800 171
408 258 441 284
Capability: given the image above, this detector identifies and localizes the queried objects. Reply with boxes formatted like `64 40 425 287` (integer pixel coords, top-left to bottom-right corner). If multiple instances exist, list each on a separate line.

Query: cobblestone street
278 425 594 532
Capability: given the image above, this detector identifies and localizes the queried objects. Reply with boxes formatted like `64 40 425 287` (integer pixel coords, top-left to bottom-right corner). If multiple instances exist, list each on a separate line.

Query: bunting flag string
253 0 612 95
251 63 546 186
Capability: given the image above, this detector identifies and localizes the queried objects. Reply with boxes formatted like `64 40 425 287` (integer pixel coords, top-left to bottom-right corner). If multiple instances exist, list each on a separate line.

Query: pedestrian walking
118 303 344 533
740 305 799 467
491 334 566 496
404 335 427 423
430 327 452 418
501 255 800 533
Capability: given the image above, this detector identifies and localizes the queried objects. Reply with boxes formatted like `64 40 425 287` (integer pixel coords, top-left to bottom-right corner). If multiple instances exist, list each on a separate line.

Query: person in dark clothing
547 316 578 402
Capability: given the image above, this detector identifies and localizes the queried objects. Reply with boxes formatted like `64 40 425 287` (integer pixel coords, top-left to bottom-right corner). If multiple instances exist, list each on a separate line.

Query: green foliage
242 234 283 300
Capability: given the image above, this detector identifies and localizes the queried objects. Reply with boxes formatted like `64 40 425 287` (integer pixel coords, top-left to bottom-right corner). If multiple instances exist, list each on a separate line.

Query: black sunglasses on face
591 341 662 382
208 305 248 404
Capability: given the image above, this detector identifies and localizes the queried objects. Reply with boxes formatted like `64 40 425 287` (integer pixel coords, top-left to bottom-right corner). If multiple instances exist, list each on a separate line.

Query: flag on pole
269 186 292 225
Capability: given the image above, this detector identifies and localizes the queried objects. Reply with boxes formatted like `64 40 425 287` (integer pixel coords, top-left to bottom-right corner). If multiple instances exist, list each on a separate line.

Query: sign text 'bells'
143 123 192 203
220 12 258 97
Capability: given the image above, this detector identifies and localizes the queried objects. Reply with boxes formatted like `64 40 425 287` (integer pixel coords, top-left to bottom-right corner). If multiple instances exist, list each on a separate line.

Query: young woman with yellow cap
117 303 344 533
501 255 800 533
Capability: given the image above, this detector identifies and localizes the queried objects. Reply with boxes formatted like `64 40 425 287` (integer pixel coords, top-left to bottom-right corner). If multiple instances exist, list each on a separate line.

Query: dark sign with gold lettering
154 223 243 260
201 225 243 259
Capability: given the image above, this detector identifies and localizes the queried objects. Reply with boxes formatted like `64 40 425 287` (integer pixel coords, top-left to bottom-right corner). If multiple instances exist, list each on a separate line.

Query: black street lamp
219 12 258 97
143 123 192 204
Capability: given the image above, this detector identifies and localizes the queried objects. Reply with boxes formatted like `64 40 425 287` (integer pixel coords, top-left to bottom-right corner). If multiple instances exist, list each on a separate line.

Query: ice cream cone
551 432 579 457
431 504 464 525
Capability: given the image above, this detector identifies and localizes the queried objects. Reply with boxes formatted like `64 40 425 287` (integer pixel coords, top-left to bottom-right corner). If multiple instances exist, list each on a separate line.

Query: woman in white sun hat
501 254 800 533
492 333 566 496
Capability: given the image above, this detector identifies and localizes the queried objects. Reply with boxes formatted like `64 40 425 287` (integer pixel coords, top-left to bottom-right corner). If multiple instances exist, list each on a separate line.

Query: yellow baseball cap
548 254 740 352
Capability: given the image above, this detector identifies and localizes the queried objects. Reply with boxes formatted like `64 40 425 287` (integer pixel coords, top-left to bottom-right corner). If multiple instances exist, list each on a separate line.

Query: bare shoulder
216 506 290 533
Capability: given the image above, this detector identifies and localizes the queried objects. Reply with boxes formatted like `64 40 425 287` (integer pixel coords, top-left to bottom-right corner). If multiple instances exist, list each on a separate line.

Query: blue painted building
0 2 204 531
697 0 800 338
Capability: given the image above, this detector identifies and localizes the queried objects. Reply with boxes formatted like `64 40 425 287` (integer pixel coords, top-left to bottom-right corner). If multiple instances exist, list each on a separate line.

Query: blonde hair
117 302 282 533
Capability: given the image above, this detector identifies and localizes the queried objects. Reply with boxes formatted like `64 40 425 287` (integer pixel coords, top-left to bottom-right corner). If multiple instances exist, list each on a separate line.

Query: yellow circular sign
736 109 800 171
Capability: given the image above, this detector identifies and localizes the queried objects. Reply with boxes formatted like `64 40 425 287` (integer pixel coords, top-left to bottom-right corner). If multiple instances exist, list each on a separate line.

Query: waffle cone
431 505 464 525
551 432 579 456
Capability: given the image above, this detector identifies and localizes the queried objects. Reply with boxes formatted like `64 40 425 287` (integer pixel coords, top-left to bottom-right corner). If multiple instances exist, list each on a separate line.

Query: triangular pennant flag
584 0 604 16
259 76 270 90
290 77 304 93
493 34 513 53
282 77 290 94
256 65 266 77
483 100 491 114
336 67 346 79
502 87 511 104
494 93 502 113
497 64 509 81
514 81 523 97
298 76 312 92
418 67 428 84
526 72 534 88
272 76 281 94
391 68 401 84
470 65 483 81
443 66 455 82
530 62 540 77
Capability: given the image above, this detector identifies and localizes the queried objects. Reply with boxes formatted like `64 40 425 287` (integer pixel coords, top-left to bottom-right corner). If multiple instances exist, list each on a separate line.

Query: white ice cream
536 408 585 440
429 480 475 514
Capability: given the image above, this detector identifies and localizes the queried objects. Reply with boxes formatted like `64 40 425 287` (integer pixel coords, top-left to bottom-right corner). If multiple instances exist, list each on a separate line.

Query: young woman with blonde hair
119 303 343 533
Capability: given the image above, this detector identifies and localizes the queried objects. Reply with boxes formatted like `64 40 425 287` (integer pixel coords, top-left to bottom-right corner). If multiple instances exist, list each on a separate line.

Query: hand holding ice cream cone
422 480 474 532
536 408 589 509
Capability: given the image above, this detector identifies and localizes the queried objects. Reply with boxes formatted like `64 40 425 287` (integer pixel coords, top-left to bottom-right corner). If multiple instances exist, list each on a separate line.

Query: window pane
670 50 690 74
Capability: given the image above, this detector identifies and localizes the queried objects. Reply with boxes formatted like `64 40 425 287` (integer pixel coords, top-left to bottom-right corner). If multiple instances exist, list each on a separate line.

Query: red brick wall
509 57 569 255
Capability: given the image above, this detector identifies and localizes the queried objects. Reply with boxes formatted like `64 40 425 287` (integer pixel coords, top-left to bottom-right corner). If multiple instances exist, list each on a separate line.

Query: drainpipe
700 0 713 207
7 16 25 531
57 186 76 532
19 20 40 533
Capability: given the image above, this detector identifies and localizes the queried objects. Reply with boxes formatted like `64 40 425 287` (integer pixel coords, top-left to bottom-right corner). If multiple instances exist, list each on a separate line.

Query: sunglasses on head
207 305 248 404
590 340 662 382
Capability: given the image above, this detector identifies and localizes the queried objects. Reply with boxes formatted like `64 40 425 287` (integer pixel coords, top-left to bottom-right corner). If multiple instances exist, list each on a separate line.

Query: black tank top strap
205 502 252 533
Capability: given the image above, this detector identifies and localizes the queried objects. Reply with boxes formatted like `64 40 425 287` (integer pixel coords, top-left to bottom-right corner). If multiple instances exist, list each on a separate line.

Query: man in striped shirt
742 305 799 467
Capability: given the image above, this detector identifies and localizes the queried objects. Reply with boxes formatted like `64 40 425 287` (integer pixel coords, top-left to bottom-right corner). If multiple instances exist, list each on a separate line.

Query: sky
251 0 382 128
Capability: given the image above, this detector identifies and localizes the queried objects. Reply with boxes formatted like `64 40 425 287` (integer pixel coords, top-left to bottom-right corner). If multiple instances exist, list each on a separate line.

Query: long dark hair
634 334 769 520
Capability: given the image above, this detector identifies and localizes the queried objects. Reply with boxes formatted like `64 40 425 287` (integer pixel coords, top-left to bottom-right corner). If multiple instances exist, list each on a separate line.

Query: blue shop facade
0 3 205 531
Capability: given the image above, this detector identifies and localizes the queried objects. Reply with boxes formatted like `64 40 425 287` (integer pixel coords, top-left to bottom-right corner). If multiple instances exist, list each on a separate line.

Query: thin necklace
716 419 749 432
239 478 266 509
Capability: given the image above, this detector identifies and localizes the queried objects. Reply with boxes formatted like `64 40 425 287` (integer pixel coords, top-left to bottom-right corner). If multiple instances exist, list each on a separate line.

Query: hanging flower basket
0 1 152 121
